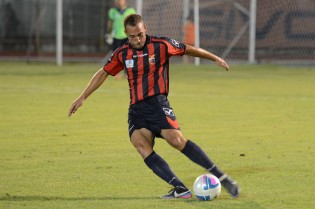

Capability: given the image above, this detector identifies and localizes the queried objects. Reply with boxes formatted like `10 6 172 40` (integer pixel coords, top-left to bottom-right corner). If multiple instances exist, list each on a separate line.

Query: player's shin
144 151 187 189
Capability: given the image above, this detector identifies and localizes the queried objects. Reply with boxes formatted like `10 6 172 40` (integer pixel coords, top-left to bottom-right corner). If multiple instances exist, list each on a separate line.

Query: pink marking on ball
210 177 218 185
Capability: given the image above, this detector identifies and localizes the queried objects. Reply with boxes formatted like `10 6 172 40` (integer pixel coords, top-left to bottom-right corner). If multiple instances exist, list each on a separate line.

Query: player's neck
119 5 127 10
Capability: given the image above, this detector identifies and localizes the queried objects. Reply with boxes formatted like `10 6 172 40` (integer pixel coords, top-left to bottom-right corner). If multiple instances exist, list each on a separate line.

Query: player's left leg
161 129 225 178
161 129 240 198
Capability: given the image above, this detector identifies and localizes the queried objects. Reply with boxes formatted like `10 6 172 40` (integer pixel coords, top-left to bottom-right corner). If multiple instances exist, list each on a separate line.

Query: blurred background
0 0 314 64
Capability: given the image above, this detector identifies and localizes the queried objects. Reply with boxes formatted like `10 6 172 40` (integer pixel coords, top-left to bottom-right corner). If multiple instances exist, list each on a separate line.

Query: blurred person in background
105 0 136 79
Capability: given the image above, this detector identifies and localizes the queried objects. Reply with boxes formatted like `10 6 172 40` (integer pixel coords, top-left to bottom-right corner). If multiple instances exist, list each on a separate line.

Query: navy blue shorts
128 95 180 139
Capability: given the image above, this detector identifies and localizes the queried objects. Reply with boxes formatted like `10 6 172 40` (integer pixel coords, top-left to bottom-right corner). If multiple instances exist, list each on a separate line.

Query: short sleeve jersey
108 7 136 39
103 35 186 105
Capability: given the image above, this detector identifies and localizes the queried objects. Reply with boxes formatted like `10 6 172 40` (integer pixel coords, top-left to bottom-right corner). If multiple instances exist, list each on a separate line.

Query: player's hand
215 57 229 71
68 97 85 117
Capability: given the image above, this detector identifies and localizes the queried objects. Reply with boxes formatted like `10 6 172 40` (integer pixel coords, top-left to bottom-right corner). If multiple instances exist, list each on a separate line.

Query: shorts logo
163 108 174 116
125 59 134 68
149 54 155 65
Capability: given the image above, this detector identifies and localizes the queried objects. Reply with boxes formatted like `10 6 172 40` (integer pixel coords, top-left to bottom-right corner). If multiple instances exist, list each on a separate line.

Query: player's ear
143 24 147 31
124 27 129 35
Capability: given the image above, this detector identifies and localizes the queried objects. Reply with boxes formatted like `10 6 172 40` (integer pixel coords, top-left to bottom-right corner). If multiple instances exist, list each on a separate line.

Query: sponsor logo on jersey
133 53 148 58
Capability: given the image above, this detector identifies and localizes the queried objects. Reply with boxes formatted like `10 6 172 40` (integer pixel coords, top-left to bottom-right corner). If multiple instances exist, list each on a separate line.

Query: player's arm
68 69 108 117
185 44 229 71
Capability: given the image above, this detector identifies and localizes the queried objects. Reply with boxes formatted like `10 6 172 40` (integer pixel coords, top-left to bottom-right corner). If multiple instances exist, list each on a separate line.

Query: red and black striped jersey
103 35 186 104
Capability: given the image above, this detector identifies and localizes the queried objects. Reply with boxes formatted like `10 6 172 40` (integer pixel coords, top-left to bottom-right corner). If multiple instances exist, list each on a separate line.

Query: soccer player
69 14 240 199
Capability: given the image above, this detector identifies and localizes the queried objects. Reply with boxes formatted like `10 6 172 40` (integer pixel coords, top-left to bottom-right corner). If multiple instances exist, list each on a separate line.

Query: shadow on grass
0 194 158 201
0 194 266 209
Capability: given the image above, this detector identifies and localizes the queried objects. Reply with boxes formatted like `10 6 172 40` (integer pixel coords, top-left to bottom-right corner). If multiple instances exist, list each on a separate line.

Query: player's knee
167 134 187 150
134 142 147 154
161 130 185 149
131 140 152 158
131 137 147 149
130 131 153 158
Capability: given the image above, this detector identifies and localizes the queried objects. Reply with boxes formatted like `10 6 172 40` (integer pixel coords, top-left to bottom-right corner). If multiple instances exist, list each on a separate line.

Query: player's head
115 0 126 9
124 14 147 49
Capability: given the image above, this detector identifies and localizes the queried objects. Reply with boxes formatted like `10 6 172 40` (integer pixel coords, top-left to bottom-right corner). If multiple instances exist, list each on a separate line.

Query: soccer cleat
220 175 241 198
161 186 192 199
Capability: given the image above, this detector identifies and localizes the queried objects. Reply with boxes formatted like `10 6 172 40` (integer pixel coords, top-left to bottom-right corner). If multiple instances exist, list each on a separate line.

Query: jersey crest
149 54 155 64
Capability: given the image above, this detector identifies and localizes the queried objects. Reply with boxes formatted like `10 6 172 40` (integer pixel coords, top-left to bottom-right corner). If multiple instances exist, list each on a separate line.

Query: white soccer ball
193 174 221 201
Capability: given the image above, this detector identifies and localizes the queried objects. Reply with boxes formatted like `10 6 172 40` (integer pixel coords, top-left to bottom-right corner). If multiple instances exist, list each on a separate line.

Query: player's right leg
130 128 154 159
130 128 192 199
128 98 192 199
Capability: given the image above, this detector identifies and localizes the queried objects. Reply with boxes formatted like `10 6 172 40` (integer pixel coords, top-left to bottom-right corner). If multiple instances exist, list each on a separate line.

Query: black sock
181 140 225 178
144 151 187 188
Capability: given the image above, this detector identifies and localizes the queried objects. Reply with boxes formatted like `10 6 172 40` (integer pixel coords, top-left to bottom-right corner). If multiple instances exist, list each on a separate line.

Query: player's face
125 22 147 49
115 0 126 8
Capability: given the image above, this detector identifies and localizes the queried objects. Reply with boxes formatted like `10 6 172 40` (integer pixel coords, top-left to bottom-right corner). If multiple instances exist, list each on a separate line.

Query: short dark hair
124 14 143 29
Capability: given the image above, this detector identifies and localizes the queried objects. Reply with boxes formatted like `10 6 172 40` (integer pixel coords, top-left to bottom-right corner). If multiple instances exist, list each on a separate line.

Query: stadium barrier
0 0 314 65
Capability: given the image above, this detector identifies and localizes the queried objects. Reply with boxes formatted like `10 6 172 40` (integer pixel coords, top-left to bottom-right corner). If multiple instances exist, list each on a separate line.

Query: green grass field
0 62 314 209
